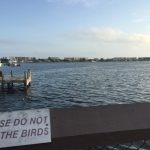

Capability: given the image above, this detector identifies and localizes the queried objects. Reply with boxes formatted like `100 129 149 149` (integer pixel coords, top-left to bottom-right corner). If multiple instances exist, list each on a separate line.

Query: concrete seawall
3 103 150 150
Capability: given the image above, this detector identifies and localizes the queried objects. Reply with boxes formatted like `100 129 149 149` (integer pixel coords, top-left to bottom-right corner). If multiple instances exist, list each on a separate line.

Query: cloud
46 0 100 7
133 18 145 23
73 27 150 44
132 13 150 23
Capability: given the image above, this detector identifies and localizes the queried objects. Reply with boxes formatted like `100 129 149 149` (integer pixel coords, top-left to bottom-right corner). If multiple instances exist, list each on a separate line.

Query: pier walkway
0 69 32 89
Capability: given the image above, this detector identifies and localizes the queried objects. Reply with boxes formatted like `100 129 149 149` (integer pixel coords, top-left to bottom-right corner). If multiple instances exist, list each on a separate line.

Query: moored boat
8 59 20 67
0 61 2 67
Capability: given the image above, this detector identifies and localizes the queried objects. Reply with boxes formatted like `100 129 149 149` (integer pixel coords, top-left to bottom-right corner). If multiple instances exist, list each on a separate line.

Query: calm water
0 61 150 112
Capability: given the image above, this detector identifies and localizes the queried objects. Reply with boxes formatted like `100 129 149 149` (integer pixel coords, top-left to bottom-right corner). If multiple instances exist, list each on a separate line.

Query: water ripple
1 62 150 111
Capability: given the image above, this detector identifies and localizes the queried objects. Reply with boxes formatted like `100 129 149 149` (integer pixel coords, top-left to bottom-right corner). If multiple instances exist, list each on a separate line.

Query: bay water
0 61 150 112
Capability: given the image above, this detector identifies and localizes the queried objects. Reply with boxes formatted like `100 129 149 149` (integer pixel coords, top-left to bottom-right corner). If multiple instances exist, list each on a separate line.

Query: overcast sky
1 0 150 58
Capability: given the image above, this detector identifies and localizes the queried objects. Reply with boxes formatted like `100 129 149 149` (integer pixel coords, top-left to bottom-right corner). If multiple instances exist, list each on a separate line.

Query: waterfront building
64 57 88 62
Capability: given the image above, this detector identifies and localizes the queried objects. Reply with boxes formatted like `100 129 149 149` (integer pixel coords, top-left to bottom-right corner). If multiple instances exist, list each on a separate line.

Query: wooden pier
0 69 32 89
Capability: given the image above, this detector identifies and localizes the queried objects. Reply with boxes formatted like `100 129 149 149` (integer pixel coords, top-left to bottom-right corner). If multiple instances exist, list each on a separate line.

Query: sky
1 0 150 58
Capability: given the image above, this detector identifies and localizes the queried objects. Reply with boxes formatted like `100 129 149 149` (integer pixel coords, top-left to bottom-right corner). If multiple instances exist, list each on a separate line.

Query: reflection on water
0 86 31 97
0 61 150 111
0 86 32 112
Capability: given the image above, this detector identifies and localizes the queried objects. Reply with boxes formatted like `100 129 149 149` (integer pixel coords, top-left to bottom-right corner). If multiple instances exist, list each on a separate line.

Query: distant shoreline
1 57 150 64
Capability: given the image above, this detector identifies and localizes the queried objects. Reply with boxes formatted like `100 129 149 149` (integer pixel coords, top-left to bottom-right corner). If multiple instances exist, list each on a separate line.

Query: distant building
14 57 36 63
48 57 61 62
112 57 137 61
112 57 127 61
138 57 150 61
64 57 88 62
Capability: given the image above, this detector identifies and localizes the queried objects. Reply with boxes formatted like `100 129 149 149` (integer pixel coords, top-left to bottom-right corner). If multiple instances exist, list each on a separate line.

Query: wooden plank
0 76 25 82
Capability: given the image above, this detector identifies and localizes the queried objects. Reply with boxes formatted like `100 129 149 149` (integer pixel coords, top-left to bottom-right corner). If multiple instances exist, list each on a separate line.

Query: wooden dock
0 69 32 89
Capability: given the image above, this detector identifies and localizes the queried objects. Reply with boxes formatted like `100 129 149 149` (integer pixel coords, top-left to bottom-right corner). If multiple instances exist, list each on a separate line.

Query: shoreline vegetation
1 56 150 64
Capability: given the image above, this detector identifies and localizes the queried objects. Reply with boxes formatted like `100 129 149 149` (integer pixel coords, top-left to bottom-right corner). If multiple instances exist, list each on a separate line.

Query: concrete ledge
3 103 150 150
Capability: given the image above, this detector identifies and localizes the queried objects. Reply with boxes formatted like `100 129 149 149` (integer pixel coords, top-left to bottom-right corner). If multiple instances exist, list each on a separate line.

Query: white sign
0 109 51 148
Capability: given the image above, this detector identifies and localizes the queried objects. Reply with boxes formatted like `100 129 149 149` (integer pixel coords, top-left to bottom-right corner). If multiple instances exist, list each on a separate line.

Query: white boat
0 61 2 67
8 59 20 67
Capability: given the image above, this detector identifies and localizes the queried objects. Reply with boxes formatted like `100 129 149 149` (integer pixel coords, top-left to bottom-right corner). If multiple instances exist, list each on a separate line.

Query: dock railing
2 103 150 150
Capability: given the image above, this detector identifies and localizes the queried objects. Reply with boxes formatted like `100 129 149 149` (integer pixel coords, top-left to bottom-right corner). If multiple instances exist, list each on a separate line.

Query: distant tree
100 58 104 62
1 57 9 63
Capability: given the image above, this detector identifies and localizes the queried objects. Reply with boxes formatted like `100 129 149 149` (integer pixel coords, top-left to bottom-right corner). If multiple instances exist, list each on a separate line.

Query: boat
8 59 20 67
0 61 2 67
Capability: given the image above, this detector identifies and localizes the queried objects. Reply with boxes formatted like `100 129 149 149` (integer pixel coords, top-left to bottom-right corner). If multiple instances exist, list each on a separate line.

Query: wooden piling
24 71 27 87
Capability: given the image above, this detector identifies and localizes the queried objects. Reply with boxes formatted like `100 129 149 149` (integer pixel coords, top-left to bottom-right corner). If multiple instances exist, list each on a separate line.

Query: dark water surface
0 61 150 112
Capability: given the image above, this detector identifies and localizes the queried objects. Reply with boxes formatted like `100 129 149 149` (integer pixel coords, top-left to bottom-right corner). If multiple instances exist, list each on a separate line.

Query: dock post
24 71 27 87
26 70 29 80
10 70 13 88
11 82 14 88
28 69 31 86
7 83 10 89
